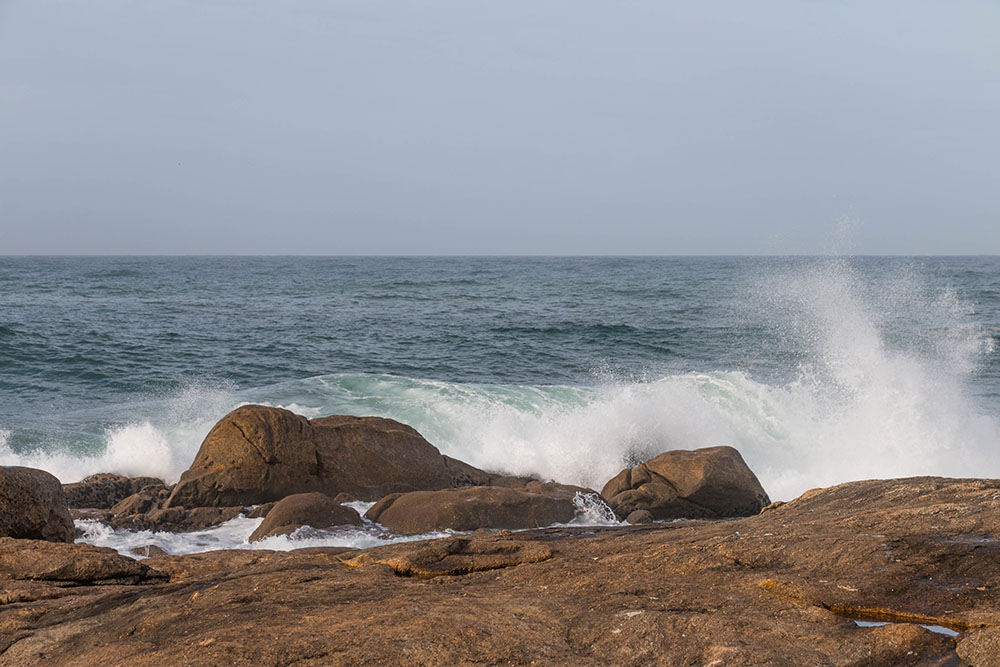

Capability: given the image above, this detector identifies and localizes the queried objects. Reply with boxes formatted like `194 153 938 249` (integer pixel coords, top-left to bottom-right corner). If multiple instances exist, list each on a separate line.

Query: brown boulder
0 537 165 586
0 466 74 543
164 406 492 508
249 492 362 542
108 481 170 516
63 473 166 509
111 506 245 533
365 485 578 535
626 509 654 524
601 446 770 520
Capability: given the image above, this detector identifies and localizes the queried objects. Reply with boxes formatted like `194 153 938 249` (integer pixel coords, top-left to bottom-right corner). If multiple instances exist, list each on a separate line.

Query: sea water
1 256 997 553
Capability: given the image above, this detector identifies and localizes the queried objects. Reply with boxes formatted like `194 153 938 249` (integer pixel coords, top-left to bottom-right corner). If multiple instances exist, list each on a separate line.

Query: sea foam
2 259 997 501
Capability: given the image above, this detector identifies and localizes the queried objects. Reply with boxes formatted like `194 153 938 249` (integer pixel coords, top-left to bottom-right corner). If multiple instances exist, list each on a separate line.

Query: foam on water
75 516 457 556
3 259 998 503
78 495 620 557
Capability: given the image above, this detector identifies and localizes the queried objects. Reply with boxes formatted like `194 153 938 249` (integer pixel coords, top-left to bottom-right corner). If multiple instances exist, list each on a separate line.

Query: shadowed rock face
601 446 770 520
249 492 362 542
0 467 74 543
1 477 999 664
63 474 167 510
164 406 493 508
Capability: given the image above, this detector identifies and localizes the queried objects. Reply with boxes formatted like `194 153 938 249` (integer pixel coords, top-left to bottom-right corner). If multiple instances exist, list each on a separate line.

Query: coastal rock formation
365 484 581 534
0 537 165 586
601 445 770 520
0 466 74 543
249 492 362 542
2 476 998 665
63 473 167 510
109 506 245 532
108 482 171 516
164 405 492 507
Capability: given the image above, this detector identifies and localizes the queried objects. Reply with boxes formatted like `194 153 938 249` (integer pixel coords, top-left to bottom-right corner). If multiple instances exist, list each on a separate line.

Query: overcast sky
1 0 997 255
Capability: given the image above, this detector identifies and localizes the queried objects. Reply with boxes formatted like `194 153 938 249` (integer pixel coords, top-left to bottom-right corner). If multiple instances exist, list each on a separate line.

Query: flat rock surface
2 477 999 665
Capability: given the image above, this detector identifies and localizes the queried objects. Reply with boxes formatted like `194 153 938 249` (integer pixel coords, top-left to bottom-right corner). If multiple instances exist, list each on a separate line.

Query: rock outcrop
109 506 245 533
2 476 998 665
249 492 362 542
0 466 74 543
63 473 167 510
0 537 165 586
164 406 492 508
601 446 770 520
365 484 583 534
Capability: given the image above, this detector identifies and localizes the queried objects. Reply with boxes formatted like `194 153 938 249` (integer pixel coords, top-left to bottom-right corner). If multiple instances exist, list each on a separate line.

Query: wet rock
129 544 168 558
63 473 167 510
0 466 74 543
245 502 276 519
110 506 245 532
365 485 578 534
0 537 165 586
249 492 362 542
164 405 493 508
601 446 770 520
626 509 654 524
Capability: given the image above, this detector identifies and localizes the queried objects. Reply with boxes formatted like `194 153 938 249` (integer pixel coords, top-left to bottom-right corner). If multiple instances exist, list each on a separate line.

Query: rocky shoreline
2 406 999 665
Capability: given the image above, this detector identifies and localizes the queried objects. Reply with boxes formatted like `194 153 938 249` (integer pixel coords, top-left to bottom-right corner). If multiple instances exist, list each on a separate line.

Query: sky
0 0 998 255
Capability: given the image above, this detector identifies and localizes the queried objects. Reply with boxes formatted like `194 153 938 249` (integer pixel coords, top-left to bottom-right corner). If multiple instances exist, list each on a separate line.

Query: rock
0 466 75 543
601 446 770 520
365 485 578 534
249 492 362 542
63 473 166 510
342 535 554 578
245 502 276 519
957 627 1000 666
108 482 171 517
110 506 244 532
0 537 165 586
3 476 996 666
626 509 654 524
130 544 168 558
164 406 493 508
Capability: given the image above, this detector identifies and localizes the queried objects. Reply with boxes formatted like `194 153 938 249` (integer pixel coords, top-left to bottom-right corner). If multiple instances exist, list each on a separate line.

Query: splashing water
1 258 997 502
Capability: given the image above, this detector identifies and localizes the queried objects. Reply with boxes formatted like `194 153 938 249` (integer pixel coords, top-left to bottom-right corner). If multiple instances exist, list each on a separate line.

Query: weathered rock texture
0 538 166 587
364 482 590 534
0 467 74 543
249 492 362 542
2 476 999 665
164 405 491 508
601 445 770 520
62 473 166 510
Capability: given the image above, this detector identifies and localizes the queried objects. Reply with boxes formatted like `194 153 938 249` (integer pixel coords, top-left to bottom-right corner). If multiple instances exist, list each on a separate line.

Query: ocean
2 256 998 552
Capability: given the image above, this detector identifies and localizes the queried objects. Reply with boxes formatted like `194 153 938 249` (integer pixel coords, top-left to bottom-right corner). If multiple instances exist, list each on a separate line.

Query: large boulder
165 406 492 508
601 446 769 520
364 485 580 535
63 473 166 510
249 492 362 542
0 466 75 543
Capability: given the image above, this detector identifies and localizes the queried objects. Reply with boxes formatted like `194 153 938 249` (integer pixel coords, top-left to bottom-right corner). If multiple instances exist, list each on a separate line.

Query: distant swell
1 259 997 500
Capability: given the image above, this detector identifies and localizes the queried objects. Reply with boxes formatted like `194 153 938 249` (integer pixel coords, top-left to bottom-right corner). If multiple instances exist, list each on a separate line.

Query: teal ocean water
2 256 998 502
